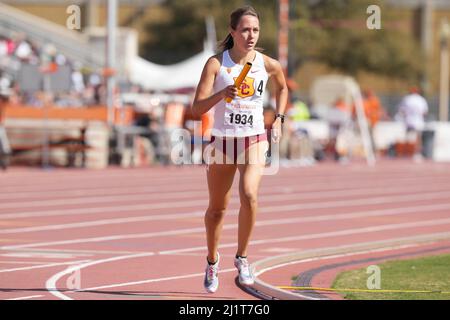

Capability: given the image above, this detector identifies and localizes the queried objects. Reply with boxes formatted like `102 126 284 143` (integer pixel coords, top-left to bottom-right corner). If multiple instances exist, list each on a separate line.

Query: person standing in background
359 89 387 155
0 90 11 169
395 87 429 161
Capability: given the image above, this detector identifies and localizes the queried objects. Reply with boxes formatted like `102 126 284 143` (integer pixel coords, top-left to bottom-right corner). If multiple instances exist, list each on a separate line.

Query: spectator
0 72 12 93
358 89 387 154
0 90 11 164
327 97 352 161
71 63 85 94
361 89 384 127
395 86 429 160
6 38 16 56
284 98 315 165
14 38 33 62
287 97 310 123
0 37 8 57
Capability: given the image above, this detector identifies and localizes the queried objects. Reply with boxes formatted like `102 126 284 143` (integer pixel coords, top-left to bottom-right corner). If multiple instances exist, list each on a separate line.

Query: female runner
192 5 288 293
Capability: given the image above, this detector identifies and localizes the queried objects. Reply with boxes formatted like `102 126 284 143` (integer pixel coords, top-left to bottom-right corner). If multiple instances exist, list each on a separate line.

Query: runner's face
231 15 260 52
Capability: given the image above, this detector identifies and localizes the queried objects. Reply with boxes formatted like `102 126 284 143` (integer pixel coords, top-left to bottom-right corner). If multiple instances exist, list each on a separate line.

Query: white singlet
212 49 268 137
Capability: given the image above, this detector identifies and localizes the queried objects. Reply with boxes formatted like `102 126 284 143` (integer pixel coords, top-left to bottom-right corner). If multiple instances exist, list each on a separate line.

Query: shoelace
237 258 249 270
207 265 217 280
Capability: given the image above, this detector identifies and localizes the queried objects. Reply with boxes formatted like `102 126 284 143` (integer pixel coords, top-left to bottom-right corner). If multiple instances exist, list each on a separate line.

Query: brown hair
218 6 260 52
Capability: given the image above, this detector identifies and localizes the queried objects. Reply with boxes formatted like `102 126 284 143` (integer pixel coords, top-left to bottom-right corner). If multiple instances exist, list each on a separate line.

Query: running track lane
0 160 449 300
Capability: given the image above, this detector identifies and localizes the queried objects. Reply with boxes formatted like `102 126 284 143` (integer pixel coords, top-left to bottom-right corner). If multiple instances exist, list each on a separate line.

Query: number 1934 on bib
224 101 258 128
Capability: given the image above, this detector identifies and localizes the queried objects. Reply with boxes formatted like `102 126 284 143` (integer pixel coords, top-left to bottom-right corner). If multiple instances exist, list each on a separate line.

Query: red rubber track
0 159 449 300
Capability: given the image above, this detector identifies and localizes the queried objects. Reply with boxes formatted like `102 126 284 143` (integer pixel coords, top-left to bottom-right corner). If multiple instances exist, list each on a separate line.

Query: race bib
224 101 258 128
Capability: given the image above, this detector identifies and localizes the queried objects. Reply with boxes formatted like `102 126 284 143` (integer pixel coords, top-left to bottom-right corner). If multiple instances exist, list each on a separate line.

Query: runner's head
219 6 260 53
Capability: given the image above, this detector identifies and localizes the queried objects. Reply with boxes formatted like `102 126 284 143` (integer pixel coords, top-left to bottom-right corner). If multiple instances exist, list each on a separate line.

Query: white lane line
158 219 450 255
45 252 155 300
1 226 207 250
3 201 450 250
0 190 205 209
0 200 207 220
1 179 449 212
0 169 419 190
77 268 237 292
0 261 75 265
0 172 204 191
4 186 450 234
2 186 450 221
5 295 44 300
1 170 448 204
0 260 91 273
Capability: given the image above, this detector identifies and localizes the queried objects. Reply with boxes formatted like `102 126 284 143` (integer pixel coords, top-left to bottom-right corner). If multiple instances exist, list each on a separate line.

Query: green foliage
332 254 450 300
141 0 208 64
142 0 280 64
141 0 423 80
291 0 423 80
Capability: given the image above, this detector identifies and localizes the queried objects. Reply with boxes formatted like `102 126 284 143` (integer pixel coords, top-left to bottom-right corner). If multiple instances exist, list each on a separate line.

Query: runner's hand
272 118 282 143
222 85 238 100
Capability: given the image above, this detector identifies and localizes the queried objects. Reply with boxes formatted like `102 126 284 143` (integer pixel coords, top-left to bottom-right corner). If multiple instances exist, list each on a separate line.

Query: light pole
278 0 289 77
439 18 450 122
106 0 117 127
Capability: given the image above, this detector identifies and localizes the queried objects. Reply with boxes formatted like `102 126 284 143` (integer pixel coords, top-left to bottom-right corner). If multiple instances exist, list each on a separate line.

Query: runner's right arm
192 56 237 117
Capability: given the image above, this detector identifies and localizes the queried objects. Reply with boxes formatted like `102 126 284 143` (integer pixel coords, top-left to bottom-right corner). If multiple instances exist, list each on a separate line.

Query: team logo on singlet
234 77 255 98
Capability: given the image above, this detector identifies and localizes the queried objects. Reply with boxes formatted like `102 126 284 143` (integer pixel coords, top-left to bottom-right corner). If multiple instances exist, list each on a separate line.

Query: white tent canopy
310 75 376 166
129 48 215 91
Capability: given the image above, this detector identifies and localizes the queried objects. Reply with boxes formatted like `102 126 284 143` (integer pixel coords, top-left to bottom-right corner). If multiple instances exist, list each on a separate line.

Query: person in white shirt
192 5 288 293
395 87 429 158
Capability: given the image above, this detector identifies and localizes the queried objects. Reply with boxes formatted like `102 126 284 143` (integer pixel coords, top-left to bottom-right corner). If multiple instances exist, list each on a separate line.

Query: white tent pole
350 83 376 166
205 16 217 51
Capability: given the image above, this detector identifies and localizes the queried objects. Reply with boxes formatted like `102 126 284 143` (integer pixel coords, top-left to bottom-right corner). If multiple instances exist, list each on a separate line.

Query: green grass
331 254 450 300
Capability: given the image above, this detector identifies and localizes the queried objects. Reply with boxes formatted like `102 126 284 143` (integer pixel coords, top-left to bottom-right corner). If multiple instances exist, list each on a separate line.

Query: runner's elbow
191 103 202 118
278 85 288 96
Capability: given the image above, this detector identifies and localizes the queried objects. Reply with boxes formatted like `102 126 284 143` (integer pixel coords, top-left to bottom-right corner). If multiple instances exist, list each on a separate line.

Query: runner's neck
228 48 256 66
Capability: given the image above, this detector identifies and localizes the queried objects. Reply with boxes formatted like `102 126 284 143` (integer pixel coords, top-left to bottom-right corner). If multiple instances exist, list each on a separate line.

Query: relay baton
225 62 252 103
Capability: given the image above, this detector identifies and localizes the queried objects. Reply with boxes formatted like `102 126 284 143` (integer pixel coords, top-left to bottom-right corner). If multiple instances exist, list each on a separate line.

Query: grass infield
331 253 450 300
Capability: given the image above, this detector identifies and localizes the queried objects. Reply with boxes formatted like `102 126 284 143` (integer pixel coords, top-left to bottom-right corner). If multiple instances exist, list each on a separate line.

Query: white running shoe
234 256 254 286
203 253 220 293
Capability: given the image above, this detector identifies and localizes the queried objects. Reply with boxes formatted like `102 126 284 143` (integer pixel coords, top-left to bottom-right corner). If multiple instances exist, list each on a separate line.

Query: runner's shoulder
262 54 282 76
204 54 223 73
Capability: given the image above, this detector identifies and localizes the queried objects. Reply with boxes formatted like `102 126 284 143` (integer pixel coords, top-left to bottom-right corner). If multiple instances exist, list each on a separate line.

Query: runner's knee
206 208 226 222
240 189 258 209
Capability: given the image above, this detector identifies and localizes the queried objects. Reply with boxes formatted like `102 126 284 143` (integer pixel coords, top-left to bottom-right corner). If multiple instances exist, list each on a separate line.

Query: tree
291 0 423 80
141 0 278 64
141 0 208 64
141 0 423 81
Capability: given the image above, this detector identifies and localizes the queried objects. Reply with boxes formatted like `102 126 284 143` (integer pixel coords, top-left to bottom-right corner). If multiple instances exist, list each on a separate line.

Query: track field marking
1 188 449 221
0 260 90 273
45 252 155 300
3 202 450 249
50 235 450 300
4 295 44 300
1 172 447 199
1 180 449 210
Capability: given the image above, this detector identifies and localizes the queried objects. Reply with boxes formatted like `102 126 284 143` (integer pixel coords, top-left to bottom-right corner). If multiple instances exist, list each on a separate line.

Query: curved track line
45 252 154 300
44 232 450 300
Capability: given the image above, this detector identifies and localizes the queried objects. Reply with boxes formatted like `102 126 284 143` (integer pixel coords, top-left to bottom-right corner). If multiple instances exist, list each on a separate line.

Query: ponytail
218 33 234 52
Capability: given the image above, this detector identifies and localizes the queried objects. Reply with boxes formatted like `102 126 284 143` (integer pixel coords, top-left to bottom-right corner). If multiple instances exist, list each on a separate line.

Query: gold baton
225 62 252 103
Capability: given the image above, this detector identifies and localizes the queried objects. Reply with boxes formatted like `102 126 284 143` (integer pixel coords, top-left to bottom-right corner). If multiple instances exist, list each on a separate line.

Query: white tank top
212 50 268 137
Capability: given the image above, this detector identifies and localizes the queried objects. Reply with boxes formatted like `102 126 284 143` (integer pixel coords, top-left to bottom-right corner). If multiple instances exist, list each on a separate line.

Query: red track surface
1 159 450 300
